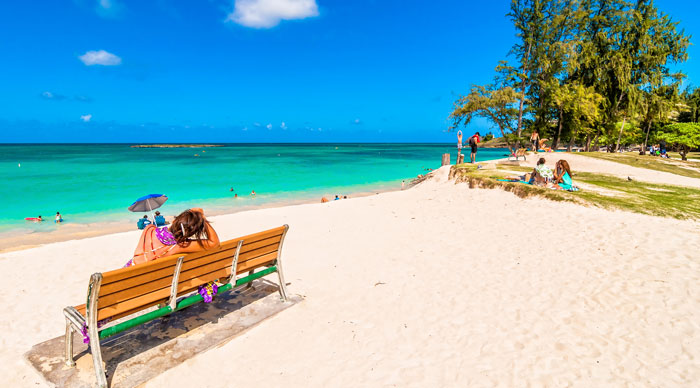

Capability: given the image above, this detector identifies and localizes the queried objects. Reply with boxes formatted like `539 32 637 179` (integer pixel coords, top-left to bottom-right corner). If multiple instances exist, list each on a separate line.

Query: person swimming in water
55 212 63 223
126 208 220 267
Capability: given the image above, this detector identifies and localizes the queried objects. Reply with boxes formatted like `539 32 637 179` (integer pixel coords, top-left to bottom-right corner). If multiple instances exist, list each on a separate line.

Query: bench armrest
63 306 86 332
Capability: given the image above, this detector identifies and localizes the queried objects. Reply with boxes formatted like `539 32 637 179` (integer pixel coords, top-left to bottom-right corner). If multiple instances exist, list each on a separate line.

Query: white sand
3 166 700 386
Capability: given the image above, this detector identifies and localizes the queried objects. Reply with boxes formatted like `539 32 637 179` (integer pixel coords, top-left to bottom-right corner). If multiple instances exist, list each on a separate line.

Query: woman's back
129 208 220 267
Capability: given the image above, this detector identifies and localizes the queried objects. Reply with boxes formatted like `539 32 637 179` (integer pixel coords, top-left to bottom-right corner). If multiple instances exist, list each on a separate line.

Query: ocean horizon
1 143 509 236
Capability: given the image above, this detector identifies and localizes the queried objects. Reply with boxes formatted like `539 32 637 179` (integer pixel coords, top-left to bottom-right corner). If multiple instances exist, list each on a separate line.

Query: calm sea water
1 144 508 234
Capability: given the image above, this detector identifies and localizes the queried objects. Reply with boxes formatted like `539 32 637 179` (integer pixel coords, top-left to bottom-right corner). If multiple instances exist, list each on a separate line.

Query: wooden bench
62 225 290 388
509 148 527 161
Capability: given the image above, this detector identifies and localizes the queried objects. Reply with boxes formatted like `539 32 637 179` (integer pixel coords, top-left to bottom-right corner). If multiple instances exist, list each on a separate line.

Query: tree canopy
657 123 700 160
450 0 695 154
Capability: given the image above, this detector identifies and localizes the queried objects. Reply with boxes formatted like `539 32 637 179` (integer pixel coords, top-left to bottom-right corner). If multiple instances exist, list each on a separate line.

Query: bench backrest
90 225 288 322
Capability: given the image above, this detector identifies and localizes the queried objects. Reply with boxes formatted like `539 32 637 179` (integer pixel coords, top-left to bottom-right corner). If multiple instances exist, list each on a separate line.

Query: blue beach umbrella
128 194 168 219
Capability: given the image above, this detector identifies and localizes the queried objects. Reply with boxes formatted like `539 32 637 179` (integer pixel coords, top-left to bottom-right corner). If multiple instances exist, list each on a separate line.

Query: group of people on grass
506 157 579 191
647 140 670 158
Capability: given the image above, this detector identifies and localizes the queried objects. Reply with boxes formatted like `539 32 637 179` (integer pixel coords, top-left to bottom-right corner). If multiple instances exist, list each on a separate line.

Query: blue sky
1 0 698 143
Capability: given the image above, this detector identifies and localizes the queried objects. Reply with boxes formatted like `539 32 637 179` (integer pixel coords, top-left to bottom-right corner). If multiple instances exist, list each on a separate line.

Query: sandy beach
3 157 700 387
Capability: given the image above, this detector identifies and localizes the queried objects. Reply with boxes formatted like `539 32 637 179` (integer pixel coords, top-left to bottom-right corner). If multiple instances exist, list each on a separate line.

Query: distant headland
130 144 224 148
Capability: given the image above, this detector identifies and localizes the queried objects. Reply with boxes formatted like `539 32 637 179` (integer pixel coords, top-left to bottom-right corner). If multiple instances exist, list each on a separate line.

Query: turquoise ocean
1 144 508 236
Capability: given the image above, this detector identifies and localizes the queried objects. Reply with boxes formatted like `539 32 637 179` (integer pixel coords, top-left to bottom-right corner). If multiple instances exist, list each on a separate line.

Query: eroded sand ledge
3 165 700 386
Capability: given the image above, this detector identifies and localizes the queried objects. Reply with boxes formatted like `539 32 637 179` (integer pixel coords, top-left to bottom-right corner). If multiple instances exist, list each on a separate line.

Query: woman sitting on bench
126 208 220 267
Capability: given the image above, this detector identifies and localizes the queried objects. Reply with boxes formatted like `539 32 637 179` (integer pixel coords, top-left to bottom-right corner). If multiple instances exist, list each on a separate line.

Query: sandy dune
3 166 700 387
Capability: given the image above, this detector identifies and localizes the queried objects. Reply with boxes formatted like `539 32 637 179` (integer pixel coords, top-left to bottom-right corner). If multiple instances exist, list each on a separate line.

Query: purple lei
198 282 219 303
80 324 90 344
156 226 177 246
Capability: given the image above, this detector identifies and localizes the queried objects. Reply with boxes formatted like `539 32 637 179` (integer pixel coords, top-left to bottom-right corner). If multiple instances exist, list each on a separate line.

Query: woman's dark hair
557 159 572 177
170 209 210 247
537 158 546 165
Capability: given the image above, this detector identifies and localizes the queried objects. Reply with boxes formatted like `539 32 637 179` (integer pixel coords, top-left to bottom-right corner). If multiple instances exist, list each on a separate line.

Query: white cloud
80 114 92 122
79 50 122 66
280 121 287 130
96 0 124 18
226 0 319 28
266 123 273 130
351 118 362 125
41 91 67 100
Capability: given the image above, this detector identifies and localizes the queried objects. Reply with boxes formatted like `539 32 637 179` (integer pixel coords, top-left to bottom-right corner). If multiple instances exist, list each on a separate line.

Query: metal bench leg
246 270 255 289
275 224 290 302
64 320 76 367
276 265 289 302
87 273 108 388
89 326 108 388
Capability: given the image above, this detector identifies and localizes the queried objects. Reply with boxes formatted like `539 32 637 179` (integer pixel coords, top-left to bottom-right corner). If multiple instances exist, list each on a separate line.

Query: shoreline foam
0 183 406 253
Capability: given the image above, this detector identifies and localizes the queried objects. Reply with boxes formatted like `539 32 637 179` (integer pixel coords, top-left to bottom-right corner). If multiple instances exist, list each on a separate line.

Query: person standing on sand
530 131 540 153
457 130 463 158
468 132 480 163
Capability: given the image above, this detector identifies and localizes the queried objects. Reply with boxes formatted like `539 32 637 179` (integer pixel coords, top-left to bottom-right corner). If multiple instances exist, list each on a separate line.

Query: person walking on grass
468 132 480 163
530 130 540 153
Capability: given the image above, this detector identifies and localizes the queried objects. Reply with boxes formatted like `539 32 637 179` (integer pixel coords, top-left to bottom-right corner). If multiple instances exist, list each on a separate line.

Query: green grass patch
574 172 700 219
450 164 700 220
578 152 700 179
666 151 700 160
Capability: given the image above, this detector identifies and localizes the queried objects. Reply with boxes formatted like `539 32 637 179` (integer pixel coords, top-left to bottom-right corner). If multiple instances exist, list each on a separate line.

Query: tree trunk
515 43 531 148
585 134 591 152
642 120 652 155
593 126 601 151
681 146 688 161
553 106 563 150
568 128 577 152
615 116 627 152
